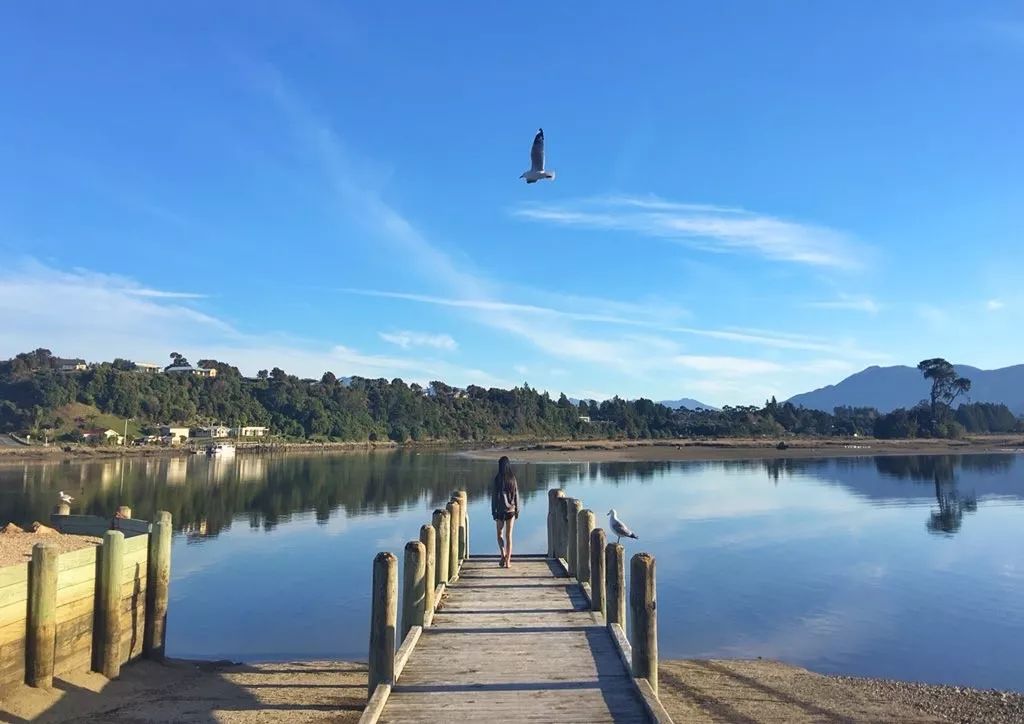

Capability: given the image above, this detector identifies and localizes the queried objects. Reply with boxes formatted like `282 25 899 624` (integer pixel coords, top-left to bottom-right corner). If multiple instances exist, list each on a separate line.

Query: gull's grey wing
530 129 545 172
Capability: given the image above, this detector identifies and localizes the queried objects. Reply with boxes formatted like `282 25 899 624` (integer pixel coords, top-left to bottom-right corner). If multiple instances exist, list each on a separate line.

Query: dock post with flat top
368 551 397 697
27 543 58 688
606 543 625 629
402 541 426 640
566 498 582 578
432 509 449 587
629 552 658 695
589 528 606 617
577 509 595 586
547 489 564 558
419 525 436 618
95 530 125 678
556 495 570 560
454 490 469 560
445 499 460 581
144 511 172 660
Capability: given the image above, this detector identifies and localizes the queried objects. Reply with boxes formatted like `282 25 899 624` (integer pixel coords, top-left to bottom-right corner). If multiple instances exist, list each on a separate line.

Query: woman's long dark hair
497 455 516 492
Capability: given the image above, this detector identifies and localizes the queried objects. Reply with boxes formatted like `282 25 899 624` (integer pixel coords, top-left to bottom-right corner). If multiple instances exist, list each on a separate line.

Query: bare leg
495 519 506 565
503 517 515 567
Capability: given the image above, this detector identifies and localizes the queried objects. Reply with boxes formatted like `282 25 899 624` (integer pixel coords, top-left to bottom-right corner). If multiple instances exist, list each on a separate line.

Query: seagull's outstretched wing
530 129 545 172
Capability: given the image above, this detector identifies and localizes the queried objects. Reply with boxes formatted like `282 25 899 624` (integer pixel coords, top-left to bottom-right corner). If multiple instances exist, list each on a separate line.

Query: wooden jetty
361 490 673 724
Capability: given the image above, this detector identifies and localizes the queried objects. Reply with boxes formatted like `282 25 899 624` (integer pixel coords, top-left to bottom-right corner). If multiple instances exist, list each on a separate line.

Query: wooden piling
96 530 125 679
401 541 426 640
566 498 582 578
368 551 397 697
54 503 70 516
589 528 606 617
454 490 469 559
445 500 460 581
605 543 626 629
419 525 436 619
577 509 595 586
629 552 658 694
27 543 58 688
556 495 570 560
547 489 564 558
432 509 450 587
144 511 173 660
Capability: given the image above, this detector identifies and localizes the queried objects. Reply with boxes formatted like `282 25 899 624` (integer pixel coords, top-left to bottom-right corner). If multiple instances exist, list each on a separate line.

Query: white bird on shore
520 128 555 184
58 491 74 504
608 509 638 544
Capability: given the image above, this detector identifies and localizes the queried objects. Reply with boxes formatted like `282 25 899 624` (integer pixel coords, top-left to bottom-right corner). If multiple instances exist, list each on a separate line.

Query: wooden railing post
605 543 625 629
27 542 58 688
419 525 436 619
589 528 606 617
432 509 450 586
95 530 125 678
629 552 658 695
556 496 570 560
401 541 426 640
144 511 172 660
577 509 595 586
445 499 460 581
368 551 397 697
454 490 469 560
116 505 132 519
547 489 564 558
566 498 582 578
54 502 70 516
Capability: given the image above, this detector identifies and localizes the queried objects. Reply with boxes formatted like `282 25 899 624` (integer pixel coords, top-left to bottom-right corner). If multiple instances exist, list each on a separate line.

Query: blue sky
1 2 1021 406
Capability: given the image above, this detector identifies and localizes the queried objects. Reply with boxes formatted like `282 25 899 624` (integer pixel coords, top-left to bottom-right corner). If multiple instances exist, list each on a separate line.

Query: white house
165 365 218 378
134 362 161 373
232 426 269 437
58 358 87 372
82 428 124 445
159 425 190 443
194 425 231 439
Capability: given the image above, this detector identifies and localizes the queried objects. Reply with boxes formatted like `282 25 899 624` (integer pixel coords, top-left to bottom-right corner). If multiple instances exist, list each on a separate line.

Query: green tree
917 358 971 433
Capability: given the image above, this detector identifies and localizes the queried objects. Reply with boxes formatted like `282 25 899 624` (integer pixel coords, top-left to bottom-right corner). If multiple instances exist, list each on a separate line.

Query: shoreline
1 434 1022 466
2 657 1020 723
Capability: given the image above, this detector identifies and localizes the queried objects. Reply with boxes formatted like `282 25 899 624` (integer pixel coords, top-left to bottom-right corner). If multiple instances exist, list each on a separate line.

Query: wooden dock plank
377 558 650 723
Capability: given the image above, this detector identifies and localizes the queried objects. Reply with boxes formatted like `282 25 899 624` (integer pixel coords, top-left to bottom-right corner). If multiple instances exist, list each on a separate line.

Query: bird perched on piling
520 128 556 184
58 491 74 504
608 509 638 544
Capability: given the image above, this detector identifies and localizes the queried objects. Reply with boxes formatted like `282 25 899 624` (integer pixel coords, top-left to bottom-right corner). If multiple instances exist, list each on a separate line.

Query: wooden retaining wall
0 511 171 693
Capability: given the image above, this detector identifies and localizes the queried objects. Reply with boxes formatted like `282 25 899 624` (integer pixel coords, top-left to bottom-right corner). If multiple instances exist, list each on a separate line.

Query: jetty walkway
361 490 672 724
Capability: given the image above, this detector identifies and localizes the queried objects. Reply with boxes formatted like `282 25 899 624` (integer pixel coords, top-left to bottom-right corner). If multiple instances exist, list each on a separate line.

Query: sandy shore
0 524 100 567
464 435 1024 464
2 658 1020 724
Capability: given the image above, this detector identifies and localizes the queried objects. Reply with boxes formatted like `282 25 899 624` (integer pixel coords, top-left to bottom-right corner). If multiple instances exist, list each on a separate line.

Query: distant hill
787 364 1024 415
659 398 718 411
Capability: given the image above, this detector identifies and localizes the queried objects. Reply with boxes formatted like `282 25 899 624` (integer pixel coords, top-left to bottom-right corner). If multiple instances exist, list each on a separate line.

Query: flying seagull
58 491 74 504
608 509 638 544
521 128 555 184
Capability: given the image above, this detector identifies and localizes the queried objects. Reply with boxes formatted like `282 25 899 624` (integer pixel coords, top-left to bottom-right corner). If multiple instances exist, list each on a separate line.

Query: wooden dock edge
555 553 674 724
394 625 421 680
359 683 391 724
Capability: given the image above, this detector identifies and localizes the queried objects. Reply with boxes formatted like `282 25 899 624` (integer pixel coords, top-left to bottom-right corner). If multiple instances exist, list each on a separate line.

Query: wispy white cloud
808 294 881 314
379 330 457 351
986 298 1005 311
514 195 865 270
123 288 208 300
0 260 511 390
673 355 785 376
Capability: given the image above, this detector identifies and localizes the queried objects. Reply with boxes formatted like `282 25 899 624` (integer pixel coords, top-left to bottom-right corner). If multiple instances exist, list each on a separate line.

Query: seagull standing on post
520 128 556 184
58 491 74 504
608 509 638 544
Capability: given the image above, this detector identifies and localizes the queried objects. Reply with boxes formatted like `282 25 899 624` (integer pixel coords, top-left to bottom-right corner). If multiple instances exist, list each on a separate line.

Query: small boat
206 443 235 456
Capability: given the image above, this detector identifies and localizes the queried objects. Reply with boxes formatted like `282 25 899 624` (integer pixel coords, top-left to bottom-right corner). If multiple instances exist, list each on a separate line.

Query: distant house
194 425 231 439
164 364 218 378
159 425 190 443
82 428 124 445
232 426 269 437
58 358 87 372
134 362 161 373
578 416 592 424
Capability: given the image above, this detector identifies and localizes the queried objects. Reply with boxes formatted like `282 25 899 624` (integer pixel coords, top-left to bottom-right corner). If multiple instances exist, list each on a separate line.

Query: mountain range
786 364 1024 415
658 398 719 411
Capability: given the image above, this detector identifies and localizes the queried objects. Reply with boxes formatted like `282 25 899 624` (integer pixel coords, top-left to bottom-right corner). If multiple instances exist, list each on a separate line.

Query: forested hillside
1 350 1020 443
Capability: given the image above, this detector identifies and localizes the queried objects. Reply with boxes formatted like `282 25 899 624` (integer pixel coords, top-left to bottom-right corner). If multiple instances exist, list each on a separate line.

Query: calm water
1 452 1022 691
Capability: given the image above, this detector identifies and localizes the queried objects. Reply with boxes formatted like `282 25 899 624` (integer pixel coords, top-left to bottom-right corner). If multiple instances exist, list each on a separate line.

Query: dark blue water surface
1 452 1021 691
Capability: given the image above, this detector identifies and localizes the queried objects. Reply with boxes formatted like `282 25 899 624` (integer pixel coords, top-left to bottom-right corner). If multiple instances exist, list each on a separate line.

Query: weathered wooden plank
0 599 27 628
124 533 149 555
56 577 97 607
57 546 98 572
0 563 29 590
122 546 148 573
0 619 25 646
359 683 392 724
0 578 28 608
56 560 98 591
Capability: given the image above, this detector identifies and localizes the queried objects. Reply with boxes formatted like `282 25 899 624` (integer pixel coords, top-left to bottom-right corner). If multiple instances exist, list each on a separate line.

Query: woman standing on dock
491 456 520 568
